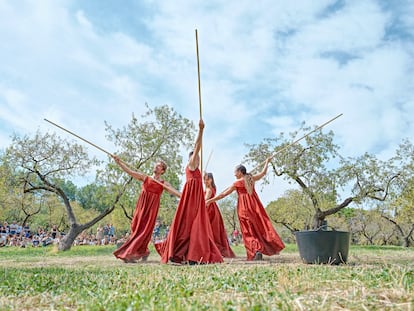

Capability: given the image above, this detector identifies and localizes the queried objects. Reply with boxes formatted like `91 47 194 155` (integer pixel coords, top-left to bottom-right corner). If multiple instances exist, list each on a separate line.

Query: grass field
0 244 413 310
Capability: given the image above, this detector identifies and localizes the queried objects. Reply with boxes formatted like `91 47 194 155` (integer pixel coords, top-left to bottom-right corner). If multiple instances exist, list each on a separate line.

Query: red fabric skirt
207 201 235 258
234 179 285 260
157 167 223 264
114 177 163 261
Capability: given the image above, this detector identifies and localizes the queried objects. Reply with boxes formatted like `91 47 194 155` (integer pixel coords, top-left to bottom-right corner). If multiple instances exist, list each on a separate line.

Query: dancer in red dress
112 156 180 263
204 172 235 258
157 119 223 264
206 158 285 261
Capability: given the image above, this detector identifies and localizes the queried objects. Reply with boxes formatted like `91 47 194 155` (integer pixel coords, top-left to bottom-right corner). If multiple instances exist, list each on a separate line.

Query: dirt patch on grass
0 249 412 268
0 252 302 268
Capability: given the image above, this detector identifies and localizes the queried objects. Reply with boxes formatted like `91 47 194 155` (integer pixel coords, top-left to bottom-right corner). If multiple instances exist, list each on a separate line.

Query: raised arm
252 157 271 181
112 155 146 182
188 119 204 170
205 185 236 205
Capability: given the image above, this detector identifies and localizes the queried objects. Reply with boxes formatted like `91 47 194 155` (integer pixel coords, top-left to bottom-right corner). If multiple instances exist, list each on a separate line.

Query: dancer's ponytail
235 164 254 195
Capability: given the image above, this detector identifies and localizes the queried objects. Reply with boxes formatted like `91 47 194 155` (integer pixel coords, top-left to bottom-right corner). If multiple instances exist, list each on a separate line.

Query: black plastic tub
295 229 350 264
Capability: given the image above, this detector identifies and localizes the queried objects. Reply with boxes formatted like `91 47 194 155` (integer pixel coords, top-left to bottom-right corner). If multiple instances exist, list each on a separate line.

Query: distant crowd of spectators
0 221 123 248
0 221 59 248
74 224 123 246
1 220 241 248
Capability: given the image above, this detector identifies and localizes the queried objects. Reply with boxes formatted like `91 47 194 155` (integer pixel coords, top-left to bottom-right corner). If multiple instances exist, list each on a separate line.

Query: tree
55 179 78 202
379 139 414 247
104 104 194 224
266 189 314 232
4 131 125 250
19 192 44 230
4 104 196 250
0 155 22 220
245 124 400 230
383 200 414 247
217 195 238 232
77 183 111 212
347 207 397 245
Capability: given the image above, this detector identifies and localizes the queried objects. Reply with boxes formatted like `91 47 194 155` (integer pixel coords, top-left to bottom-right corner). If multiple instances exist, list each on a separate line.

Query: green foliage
245 123 403 229
53 179 78 202
338 207 356 219
389 177 414 224
216 194 238 232
0 105 196 250
267 189 314 231
6 131 100 181
0 157 24 220
104 104 195 223
349 208 398 245
373 140 414 246
77 183 111 211
157 194 180 226
105 103 194 185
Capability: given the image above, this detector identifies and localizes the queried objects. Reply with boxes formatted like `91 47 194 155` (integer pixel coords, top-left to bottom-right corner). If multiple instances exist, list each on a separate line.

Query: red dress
207 188 236 258
113 176 164 261
234 179 285 260
157 167 223 264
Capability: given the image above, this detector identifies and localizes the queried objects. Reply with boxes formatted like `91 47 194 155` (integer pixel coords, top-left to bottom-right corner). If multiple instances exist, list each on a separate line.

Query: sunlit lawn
0 244 413 310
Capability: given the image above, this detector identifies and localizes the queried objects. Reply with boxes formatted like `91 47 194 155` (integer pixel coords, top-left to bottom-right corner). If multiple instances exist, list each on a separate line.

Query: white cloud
1 0 413 205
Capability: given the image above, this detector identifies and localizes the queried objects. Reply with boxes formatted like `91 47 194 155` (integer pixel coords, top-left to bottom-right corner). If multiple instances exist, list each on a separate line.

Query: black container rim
295 230 350 234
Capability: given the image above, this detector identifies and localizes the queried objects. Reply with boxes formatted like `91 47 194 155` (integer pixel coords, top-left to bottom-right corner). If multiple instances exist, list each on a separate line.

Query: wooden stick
195 29 203 121
195 29 203 172
43 118 176 193
44 118 113 156
251 113 343 173
204 149 214 172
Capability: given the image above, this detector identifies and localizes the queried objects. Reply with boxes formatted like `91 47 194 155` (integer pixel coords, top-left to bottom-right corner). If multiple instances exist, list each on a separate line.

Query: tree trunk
402 236 410 247
58 223 85 251
57 186 125 251
381 215 414 247
312 209 325 229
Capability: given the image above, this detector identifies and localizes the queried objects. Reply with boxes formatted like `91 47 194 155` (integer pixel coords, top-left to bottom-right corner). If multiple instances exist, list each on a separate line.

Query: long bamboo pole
251 113 343 173
204 149 214 172
195 29 203 172
44 119 112 156
43 118 175 193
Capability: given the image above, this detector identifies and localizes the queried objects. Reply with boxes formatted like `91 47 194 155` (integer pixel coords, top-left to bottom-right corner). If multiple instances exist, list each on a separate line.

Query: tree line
0 105 413 250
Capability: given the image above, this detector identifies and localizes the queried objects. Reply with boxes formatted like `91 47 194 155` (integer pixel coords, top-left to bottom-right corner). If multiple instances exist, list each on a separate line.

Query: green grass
0 244 413 310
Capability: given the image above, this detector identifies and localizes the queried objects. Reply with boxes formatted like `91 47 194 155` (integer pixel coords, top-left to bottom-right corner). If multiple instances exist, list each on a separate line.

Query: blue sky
1 0 413 205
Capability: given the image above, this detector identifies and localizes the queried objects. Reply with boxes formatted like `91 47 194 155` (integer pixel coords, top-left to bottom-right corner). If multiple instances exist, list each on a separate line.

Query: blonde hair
235 165 254 195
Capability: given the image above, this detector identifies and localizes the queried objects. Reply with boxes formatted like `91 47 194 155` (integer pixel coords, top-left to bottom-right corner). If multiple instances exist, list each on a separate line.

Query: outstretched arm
205 185 236 205
253 157 271 181
112 155 146 182
188 119 204 170
163 181 181 198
